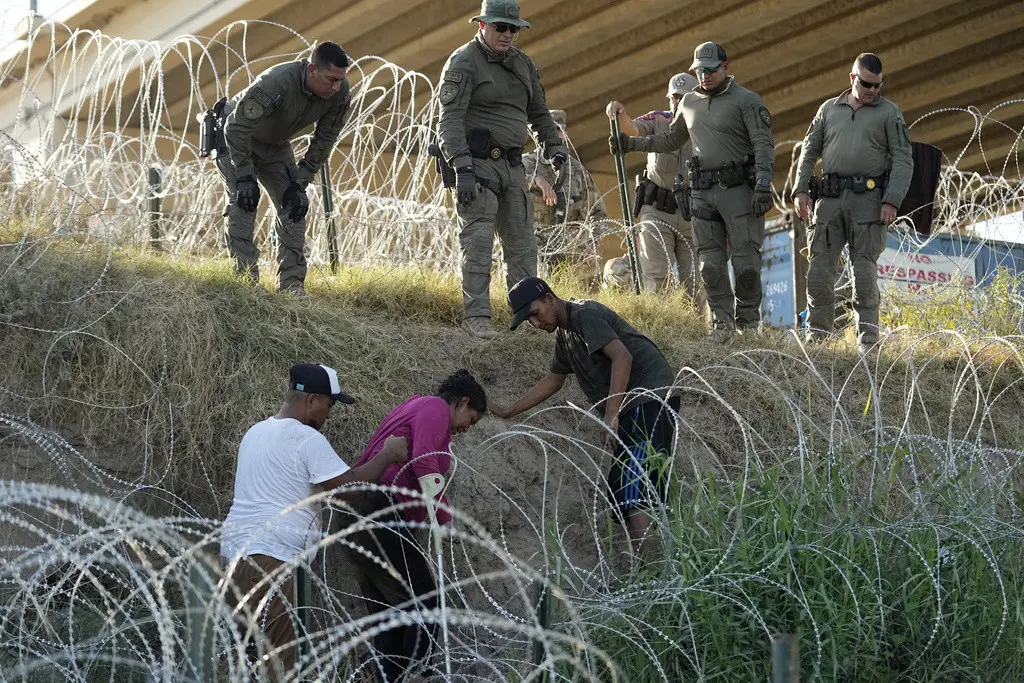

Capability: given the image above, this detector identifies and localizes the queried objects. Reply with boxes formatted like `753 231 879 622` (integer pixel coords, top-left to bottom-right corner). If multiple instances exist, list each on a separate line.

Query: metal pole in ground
318 162 339 274
148 166 162 251
532 578 551 683
771 633 799 683
609 118 642 294
294 564 312 671
186 558 215 682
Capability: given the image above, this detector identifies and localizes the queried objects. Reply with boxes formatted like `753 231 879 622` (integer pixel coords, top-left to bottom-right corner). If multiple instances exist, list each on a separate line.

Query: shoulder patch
242 98 264 120
758 105 772 128
439 81 461 106
639 110 671 121
249 87 274 108
443 71 463 83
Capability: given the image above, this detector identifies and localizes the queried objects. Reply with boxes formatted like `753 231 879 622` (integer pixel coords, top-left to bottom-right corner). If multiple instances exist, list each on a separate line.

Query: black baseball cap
289 363 356 404
509 277 553 330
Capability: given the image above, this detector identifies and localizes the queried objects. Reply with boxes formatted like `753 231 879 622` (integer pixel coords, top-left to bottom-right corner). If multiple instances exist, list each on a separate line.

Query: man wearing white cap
220 363 407 680
607 73 703 303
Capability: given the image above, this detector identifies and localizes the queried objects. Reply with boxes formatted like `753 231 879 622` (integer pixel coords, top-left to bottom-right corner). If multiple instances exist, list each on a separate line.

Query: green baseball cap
690 41 726 70
471 0 531 28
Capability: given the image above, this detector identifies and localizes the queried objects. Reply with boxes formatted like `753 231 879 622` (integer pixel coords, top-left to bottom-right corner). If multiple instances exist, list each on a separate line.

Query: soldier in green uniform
438 0 567 340
609 42 775 343
219 41 351 294
523 110 607 272
793 53 914 350
607 72 702 303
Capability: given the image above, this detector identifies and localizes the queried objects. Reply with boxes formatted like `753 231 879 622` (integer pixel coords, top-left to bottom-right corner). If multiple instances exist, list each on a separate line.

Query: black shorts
606 396 679 516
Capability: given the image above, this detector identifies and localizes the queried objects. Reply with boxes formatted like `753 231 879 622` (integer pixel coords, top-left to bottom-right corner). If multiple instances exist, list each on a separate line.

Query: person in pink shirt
343 369 486 682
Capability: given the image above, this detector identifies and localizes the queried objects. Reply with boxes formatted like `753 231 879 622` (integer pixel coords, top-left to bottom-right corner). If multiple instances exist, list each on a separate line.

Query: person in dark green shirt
490 277 678 557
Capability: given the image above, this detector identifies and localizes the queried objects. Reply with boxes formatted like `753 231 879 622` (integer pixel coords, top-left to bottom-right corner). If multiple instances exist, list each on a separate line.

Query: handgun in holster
673 174 692 222
631 173 645 219
199 96 228 159
427 143 456 189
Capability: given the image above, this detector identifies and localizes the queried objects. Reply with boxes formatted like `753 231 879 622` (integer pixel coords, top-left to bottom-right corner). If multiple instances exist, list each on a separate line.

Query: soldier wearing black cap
491 278 679 558
220 363 407 680
609 41 775 343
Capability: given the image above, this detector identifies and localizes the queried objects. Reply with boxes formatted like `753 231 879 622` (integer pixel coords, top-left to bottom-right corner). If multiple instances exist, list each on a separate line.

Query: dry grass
0 235 1022 519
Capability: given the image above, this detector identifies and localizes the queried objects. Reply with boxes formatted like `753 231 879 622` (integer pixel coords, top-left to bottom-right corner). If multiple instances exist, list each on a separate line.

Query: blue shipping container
759 227 1024 329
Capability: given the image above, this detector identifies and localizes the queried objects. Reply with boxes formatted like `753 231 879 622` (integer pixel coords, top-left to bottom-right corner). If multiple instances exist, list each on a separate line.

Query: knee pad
735 267 760 292
699 261 724 289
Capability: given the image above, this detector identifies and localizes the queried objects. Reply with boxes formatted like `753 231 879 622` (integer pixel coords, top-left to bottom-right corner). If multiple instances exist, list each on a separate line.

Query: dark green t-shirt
550 301 675 417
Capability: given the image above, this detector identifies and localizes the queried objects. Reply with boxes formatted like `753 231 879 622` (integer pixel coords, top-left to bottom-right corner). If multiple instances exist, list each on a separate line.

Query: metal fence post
148 166 162 250
186 559 215 682
772 633 799 683
532 578 551 683
318 162 339 274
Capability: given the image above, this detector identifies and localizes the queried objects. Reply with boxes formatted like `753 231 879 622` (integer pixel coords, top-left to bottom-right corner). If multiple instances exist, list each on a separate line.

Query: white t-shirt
220 417 350 562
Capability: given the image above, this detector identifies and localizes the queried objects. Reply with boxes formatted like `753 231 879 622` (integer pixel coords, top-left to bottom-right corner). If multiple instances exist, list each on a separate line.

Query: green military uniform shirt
224 59 351 186
632 76 774 185
551 300 675 417
438 35 564 170
794 90 914 208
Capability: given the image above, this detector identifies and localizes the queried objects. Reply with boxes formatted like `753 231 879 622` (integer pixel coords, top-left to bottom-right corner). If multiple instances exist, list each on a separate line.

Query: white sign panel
877 248 976 292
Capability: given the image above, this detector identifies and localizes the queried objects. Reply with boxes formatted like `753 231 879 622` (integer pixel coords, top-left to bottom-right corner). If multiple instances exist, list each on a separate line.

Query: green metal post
772 633 799 683
318 162 339 274
610 118 642 294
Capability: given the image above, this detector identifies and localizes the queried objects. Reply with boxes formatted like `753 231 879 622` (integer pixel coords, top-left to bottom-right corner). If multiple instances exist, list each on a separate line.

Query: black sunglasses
693 65 720 76
492 22 521 34
855 75 882 90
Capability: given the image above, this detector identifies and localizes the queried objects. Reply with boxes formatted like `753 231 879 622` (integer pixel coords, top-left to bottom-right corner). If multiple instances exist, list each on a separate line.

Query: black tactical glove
751 185 773 217
608 132 631 156
455 166 477 208
549 150 568 170
236 175 260 213
282 182 309 222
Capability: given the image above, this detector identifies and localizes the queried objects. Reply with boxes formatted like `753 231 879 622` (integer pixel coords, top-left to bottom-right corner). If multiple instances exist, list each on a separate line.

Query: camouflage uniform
523 110 607 268
221 59 350 290
625 45 775 333
794 90 913 345
438 0 566 325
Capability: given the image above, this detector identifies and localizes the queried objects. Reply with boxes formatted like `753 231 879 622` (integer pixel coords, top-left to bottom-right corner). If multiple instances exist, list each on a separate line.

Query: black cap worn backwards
289 363 356 404
508 277 553 330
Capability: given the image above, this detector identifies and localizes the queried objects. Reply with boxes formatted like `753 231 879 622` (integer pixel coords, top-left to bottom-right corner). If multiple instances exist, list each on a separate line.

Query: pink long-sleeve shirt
354 395 452 525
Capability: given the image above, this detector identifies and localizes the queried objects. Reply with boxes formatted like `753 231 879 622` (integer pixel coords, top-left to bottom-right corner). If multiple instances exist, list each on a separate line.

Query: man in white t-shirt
220 363 407 681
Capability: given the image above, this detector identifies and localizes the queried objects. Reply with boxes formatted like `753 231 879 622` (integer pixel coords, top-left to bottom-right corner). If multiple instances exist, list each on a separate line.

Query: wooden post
318 163 339 274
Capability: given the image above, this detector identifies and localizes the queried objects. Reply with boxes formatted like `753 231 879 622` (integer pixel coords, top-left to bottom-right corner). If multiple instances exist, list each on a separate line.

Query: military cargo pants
216 141 308 291
457 157 537 320
689 185 765 330
636 204 703 308
806 190 887 345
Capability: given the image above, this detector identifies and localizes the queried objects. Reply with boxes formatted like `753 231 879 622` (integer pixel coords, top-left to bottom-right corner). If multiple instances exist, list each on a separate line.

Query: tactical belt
810 173 887 199
687 157 754 191
637 178 678 214
471 144 523 167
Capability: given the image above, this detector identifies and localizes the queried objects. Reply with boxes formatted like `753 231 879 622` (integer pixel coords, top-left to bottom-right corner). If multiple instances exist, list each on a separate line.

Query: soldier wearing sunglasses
792 53 914 352
437 0 567 340
609 42 775 345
